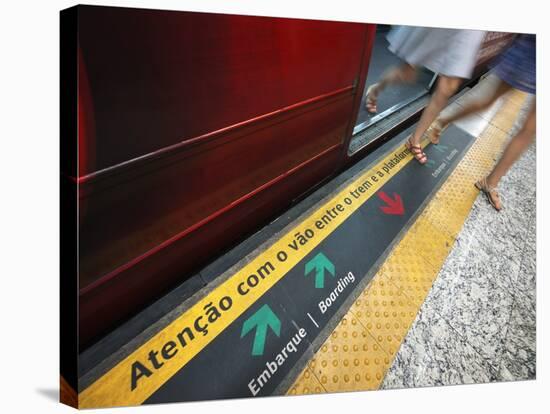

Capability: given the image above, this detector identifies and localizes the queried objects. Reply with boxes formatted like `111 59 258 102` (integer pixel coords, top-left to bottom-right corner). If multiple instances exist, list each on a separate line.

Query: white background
0 0 546 412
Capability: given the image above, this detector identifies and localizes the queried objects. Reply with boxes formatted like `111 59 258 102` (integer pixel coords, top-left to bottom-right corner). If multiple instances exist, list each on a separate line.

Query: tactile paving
490 94 526 131
398 215 456 270
306 314 390 392
287 367 326 396
288 85 527 395
377 244 440 308
350 271 423 351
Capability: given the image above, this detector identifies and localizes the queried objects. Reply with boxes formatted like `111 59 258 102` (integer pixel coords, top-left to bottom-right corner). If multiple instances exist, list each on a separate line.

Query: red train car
63 5 512 349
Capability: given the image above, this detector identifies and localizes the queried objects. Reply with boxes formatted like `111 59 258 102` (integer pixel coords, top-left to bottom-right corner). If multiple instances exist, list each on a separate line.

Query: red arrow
378 191 405 215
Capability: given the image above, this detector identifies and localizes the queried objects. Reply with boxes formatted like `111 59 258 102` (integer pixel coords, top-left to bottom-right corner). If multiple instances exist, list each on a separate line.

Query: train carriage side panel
75 5 375 348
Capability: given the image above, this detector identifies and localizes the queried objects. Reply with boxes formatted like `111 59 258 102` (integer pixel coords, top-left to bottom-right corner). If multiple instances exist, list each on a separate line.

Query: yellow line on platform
287 89 527 395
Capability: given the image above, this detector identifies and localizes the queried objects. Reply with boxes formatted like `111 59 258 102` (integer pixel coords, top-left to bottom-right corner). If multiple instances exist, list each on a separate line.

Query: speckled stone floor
381 94 536 389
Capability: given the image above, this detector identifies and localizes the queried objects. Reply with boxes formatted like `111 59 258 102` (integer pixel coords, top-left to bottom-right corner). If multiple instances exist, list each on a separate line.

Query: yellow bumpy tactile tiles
306 314 390 392
423 180 478 237
377 244 440 308
287 367 326 396
489 91 527 130
420 193 468 239
349 274 423 353
288 86 527 395
397 216 455 271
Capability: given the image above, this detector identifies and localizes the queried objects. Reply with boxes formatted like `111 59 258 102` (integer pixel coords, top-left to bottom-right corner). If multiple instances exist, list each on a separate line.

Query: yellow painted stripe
79 135 428 408
288 89 527 394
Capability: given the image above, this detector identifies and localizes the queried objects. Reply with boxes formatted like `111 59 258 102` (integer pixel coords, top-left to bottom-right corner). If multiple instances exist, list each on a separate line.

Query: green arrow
425 159 436 168
433 144 449 154
240 304 281 356
305 252 335 288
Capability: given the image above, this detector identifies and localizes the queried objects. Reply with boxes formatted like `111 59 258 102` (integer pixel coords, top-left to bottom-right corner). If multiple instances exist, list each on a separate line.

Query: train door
73 5 377 349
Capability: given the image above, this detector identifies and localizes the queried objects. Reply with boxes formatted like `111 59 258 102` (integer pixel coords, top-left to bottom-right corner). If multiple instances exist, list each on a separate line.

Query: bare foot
365 83 379 114
429 119 447 144
475 177 502 211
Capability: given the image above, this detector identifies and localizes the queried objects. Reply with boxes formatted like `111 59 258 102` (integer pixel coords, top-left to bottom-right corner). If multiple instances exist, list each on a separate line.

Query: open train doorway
349 24 436 154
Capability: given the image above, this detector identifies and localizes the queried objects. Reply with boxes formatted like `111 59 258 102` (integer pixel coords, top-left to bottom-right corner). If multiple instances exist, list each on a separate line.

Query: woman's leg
376 63 417 93
486 102 536 188
476 101 535 210
439 78 512 128
366 63 417 112
410 75 462 147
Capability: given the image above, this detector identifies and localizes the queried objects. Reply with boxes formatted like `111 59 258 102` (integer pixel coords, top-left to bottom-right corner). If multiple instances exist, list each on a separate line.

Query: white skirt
387 26 486 79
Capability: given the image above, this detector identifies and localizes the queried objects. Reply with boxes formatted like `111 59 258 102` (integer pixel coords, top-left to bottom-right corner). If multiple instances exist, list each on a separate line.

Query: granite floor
381 95 536 389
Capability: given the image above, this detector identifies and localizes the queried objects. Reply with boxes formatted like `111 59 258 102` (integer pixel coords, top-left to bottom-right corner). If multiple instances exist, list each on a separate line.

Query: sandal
475 178 502 211
365 84 379 114
429 119 446 145
405 138 428 165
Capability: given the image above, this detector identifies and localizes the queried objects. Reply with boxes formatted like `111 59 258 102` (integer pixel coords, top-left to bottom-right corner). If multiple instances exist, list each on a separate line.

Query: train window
349 25 436 154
